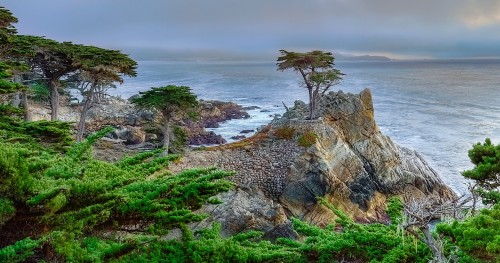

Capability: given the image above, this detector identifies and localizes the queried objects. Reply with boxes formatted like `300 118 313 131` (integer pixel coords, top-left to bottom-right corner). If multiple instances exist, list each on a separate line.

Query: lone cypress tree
277 50 343 119
131 85 197 155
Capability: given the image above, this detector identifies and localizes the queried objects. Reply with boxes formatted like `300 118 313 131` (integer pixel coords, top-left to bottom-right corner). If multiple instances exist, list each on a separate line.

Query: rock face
192 189 295 239
274 89 456 225
170 88 456 236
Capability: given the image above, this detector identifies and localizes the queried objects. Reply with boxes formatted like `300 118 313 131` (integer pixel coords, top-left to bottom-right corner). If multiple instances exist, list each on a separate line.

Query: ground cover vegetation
0 6 499 263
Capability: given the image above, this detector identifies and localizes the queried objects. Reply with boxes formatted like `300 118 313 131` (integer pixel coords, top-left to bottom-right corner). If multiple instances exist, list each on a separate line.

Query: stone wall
171 140 303 200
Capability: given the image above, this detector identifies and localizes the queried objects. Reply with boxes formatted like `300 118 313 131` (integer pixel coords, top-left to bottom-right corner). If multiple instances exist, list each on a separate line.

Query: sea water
112 60 500 194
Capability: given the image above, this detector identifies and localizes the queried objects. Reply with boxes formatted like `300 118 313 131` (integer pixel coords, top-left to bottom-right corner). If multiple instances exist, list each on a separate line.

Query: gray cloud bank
4 0 500 59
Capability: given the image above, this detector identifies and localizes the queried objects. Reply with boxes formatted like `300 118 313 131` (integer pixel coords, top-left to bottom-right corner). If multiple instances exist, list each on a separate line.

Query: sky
3 0 500 60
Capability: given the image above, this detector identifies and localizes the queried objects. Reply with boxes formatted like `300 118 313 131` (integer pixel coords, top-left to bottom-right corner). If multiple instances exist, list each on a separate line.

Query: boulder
188 131 226 145
242 106 261 111
111 126 146 145
193 188 290 237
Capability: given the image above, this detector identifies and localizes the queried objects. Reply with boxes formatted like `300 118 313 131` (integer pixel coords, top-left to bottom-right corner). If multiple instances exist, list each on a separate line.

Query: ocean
112 59 500 194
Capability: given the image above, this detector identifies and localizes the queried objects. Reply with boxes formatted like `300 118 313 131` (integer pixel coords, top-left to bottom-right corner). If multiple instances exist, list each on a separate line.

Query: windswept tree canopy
277 50 335 72
132 85 197 115
0 7 24 95
69 45 137 141
8 35 77 80
75 45 137 82
132 85 197 154
277 50 343 119
0 6 17 42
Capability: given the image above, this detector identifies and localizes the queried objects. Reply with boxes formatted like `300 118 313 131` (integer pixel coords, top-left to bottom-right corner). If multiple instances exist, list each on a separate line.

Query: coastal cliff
170 88 456 236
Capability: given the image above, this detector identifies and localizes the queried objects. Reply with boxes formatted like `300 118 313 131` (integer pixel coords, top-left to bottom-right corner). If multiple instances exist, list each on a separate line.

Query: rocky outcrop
170 88 456 236
275 89 455 225
184 100 249 145
197 100 250 128
28 97 249 146
192 188 295 239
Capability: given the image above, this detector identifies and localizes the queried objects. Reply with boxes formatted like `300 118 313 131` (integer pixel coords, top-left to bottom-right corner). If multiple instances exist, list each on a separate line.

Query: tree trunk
21 92 31 121
76 87 94 142
421 226 447 262
311 88 319 119
162 114 171 156
49 79 59 121
11 92 21 107
307 88 313 120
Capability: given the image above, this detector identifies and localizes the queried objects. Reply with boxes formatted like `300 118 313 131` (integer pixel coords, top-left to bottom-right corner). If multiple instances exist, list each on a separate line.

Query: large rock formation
274 89 455 225
170 88 456 235
28 97 249 146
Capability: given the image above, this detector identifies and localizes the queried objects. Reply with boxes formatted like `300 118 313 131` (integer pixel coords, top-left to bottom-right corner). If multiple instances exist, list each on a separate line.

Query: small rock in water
260 109 271 113
230 135 246 140
240 129 254 134
243 106 261 110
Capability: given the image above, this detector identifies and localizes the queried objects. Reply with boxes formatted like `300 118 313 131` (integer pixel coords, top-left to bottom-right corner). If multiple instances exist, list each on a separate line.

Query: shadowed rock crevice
348 175 377 211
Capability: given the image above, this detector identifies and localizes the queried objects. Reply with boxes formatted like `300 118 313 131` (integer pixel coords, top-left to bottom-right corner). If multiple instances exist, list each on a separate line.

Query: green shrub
386 196 404 224
0 197 15 225
284 198 432 263
29 83 50 103
297 131 318 147
437 204 500 261
462 138 500 205
0 238 41 263
273 126 296 140
171 125 188 153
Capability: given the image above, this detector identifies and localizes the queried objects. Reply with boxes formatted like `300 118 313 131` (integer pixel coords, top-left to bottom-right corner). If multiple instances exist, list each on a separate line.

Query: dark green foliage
0 62 24 94
171 125 188 152
0 197 14 225
0 126 235 261
0 7 25 96
283 198 432 263
131 85 198 113
0 143 36 200
438 204 500 262
0 104 24 118
463 138 500 204
0 238 40 263
29 82 50 103
0 6 18 37
116 224 299 263
0 117 73 150
386 196 404 224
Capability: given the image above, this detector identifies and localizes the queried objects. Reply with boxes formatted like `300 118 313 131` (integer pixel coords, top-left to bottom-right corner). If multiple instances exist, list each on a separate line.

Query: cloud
459 0 500 27
3 0 500 58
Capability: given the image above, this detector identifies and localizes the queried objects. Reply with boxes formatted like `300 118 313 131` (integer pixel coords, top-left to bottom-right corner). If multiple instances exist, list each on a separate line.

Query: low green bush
297 131 318 147
273 126 296 140
438 204 500 262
